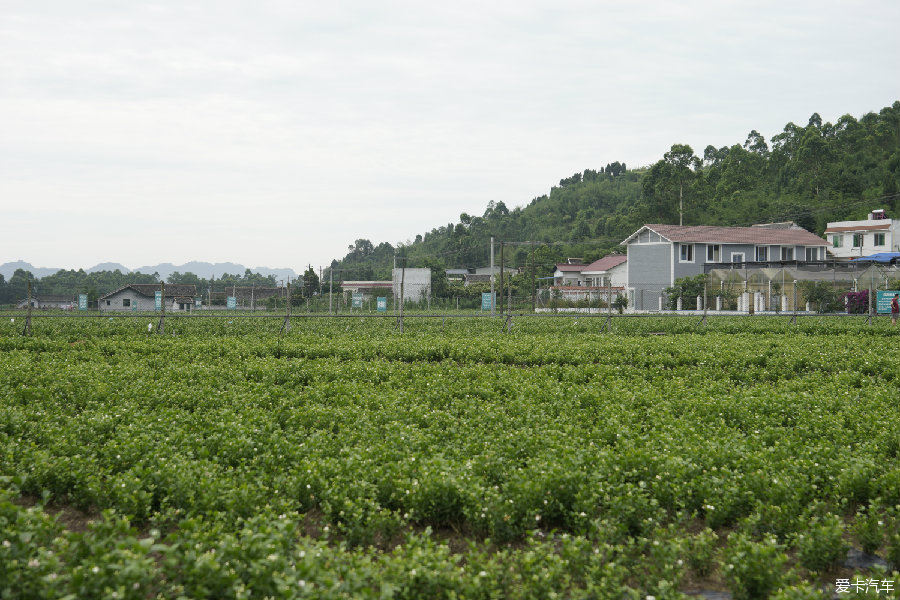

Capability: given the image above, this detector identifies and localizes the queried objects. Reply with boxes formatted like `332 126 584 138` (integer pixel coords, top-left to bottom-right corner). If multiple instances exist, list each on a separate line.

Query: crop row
1 319 900 598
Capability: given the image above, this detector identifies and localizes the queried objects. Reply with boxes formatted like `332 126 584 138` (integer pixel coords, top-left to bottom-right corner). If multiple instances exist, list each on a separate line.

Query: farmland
1 314 900 599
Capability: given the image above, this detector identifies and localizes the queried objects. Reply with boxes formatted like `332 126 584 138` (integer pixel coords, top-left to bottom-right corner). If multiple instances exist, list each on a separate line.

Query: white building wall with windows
825 211 900 259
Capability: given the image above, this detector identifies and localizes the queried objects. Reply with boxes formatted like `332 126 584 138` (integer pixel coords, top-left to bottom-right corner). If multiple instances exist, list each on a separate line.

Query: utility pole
399 254 406 333
329 267 333 314
158 281 165 335
530 242 536 313
499 241 504 316
24 277 32 336
490 236 495 316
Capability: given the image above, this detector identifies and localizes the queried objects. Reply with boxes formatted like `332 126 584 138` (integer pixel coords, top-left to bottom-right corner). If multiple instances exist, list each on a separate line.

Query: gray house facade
623 224 829 310
99 284 197 312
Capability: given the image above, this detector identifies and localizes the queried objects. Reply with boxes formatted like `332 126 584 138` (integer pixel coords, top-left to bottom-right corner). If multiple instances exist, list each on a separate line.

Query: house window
706 244 721 262
679 244 694 262
781 247 794 261
852 234 863 247
875 233 886 246
106 300 111 306
731 252 745 264
832 235 842 248
805 247 819 261
122 298 131 307
755 246 768 262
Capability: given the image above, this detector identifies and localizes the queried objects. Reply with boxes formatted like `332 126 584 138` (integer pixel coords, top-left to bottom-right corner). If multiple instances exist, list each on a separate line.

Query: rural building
552 263 585 286
99 284 198 312
16 295 78 309
622 224 829 311
581 254 627 288
212 286 286 309
392 268 431 302
341 281 393 298
548 255 628 302
825 209 900 259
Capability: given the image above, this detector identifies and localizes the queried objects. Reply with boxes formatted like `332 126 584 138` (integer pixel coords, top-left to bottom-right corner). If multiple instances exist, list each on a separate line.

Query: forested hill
333 102 900 280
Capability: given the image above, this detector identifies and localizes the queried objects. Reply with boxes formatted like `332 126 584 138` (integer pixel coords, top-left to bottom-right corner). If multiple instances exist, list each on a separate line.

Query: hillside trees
331 102 900 279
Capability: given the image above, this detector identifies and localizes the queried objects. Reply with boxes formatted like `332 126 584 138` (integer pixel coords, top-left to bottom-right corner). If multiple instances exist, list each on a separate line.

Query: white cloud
2 0 898 271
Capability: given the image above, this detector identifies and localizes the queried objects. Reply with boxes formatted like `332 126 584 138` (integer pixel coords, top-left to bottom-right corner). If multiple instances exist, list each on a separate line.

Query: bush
794 515 846 573
722 533 788 600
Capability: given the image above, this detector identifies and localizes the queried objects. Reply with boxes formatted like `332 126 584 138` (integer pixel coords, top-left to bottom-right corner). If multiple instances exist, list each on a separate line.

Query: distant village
19 210 900 314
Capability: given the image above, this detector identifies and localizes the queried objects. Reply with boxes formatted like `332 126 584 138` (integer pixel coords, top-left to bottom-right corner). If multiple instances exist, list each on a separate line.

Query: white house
392 268 431 302
552 263 585 286
622 223 829 311
581 254 627 288
825 209 900 259
99 284 197 311
16 295 78 309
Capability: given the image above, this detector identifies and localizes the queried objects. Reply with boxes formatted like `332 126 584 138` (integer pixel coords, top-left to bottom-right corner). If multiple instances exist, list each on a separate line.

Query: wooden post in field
499 241 504 317
24 277 32 336
282 280 292 333
399 257 405 333
158 282 165 335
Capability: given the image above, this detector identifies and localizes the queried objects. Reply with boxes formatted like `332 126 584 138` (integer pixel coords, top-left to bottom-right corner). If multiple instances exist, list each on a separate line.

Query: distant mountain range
0 261 297 282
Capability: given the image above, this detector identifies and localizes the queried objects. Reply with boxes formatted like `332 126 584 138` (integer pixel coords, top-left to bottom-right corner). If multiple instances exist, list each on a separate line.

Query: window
781 247 794 261
805 247 819 261
755 246 768 262
852 234 863 247
832 235 843 248
706 244 721 262
731 252 745 264
106 300 111 306
875 233 886 246
122 298 131 307
679 243 694 262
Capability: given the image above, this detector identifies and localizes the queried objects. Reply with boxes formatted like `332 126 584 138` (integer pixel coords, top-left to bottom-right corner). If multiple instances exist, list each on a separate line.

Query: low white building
16 295 78 309
99 284 197 311
825 209 900 259
552 263 585 286
581 254 627 288
392 268 431 302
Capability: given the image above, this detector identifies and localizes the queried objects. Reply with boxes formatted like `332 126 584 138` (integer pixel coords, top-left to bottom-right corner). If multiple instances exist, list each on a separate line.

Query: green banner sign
78 294 87 311
227 296 237 310
352 293 363 308
377 297 387 312
481 292 495 311
876 290 900 314
154 291 162 311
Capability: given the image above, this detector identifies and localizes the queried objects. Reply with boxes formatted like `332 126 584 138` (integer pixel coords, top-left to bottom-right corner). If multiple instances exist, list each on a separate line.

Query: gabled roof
622 224 828 246
581 254 627 274
554 264 584 273
824 223 891 233
99 283 197 300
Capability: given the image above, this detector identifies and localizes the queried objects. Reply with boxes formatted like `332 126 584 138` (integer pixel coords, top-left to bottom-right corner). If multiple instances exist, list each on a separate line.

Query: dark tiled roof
824 223 891 233
626 224 828 246
555 264 584 272
582 255 627 272
99 283 197 300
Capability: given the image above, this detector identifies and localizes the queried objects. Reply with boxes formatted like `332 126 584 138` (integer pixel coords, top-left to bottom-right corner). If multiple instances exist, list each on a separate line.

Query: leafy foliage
1 316 900 597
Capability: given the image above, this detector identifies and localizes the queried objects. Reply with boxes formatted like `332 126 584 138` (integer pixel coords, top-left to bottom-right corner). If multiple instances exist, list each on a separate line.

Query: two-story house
623 224 829 310
825 210 900 259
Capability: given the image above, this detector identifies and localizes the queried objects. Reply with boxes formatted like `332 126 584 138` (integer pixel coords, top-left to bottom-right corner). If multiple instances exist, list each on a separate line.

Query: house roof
30 295 77 302
581 254 627 274
99 283 197 300
824 223 891 233
555 264 584 273
622 224 828 246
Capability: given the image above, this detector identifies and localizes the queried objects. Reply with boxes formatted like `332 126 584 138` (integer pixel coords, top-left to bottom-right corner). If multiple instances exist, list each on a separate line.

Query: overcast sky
2 0 898 273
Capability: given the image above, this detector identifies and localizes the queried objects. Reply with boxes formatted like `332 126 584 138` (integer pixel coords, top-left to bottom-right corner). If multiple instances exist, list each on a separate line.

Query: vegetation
331 102 900 282
1 315 900 597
